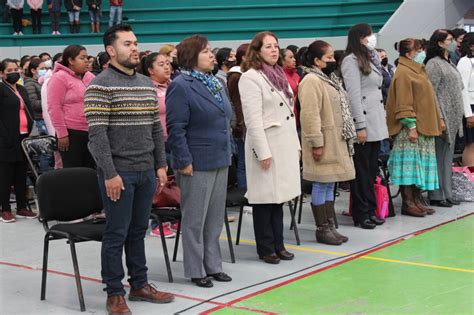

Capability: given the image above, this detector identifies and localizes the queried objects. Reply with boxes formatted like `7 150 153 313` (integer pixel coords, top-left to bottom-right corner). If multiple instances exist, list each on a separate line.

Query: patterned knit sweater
84 65 166 179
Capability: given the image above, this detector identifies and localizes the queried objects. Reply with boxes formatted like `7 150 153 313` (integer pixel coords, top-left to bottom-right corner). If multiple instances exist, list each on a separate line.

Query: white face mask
366 34 377 50
44 59 53 69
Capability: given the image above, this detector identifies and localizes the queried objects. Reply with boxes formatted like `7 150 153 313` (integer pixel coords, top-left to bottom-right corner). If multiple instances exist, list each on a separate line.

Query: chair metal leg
69 240 86 312
288 202 300 245
298 193 304 224
236 205 244 245
381 166 396 217
40 234 50 301
289 200 295 230
224 210 236 263
295 195 301 224
172 219 181 262
158 219 173 282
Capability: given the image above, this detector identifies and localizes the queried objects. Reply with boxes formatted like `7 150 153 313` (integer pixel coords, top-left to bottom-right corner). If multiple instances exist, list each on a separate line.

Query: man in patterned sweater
84 24 174 315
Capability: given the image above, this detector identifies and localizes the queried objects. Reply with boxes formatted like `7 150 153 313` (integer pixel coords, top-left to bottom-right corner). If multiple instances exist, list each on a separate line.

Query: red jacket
109 0 122 6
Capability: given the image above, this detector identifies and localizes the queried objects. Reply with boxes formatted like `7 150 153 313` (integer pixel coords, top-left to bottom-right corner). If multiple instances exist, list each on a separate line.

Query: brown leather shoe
277 250 295 260
259 253 280 264
129 283 174 304
106 295 131 315
401 204 427 217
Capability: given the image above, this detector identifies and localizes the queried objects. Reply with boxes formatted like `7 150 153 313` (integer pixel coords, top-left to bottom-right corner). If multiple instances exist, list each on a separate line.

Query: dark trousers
350 141 381 223
10 8 22 33
99 169 156 296
252 203 285 256
1 0 10 23
30 9 42 33
50 11 60 32
0 161 27 212
59 129 95 168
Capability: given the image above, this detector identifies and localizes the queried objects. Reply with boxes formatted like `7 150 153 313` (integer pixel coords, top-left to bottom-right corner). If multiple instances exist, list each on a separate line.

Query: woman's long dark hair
344 23 372 75
424 29 453 64
460 32 474 58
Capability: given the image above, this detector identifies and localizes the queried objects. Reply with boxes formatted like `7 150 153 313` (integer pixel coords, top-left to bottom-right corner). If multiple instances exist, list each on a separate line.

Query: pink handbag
346 177 389 219
374 177 389 219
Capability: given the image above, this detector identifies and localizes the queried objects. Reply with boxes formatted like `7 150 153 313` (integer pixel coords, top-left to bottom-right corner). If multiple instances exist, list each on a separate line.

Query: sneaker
150 223 176 238
52 31 56 35
56 31 61 35
1 211 16 223
18 31 23 35
170 222 180 233
227 215 236 222
12 32 18 36
16 208 38 219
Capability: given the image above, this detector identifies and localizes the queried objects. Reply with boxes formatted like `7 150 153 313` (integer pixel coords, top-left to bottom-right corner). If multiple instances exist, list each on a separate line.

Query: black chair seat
50 220 105 242
226 188 247 206
150 208 181 221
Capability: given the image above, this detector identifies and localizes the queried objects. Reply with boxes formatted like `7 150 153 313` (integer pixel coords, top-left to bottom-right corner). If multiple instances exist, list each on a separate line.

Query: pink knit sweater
47 63 95 138
27 0 43 10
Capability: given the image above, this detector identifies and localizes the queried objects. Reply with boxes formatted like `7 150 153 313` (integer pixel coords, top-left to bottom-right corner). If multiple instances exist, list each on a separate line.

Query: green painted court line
212 216 474 315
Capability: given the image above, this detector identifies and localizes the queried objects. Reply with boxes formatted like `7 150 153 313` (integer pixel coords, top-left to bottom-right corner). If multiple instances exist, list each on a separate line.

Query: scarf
181 69 223 103
302 66 356 155
368 48 383 74
261 63 293 100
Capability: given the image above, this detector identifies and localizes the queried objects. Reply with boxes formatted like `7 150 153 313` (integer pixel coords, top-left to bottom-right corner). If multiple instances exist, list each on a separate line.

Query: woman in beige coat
299 40 356 245
239 31 301 264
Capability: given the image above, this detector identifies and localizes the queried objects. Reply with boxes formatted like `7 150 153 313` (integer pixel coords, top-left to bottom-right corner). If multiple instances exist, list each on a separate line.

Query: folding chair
37 168 104 312
21 135 56 214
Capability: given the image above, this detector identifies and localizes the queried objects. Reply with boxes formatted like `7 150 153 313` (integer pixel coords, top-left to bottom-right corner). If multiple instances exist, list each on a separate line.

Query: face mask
225 60 237 69
366 34 377 50
381 57 388 67
322 61 337 76
5 72 21 84
171 57 179 71
44 59 53 69
38 69 47 77
413 51 426 64
447 41 457 53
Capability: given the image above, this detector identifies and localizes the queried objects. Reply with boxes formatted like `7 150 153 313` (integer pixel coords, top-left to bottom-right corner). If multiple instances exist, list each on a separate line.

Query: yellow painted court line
222 237 474 274
361 256 474 273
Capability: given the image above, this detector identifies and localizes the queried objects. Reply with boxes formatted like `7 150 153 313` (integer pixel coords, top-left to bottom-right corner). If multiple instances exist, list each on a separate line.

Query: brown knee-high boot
401 185 426 217
412 186 435 214
325 201 348 243
311 204 342 245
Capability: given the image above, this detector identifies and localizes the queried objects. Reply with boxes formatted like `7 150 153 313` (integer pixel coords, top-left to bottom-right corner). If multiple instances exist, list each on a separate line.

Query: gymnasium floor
0 190 473 315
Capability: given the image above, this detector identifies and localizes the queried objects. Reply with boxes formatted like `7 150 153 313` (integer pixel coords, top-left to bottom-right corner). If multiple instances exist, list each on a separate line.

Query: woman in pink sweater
47 45 95 168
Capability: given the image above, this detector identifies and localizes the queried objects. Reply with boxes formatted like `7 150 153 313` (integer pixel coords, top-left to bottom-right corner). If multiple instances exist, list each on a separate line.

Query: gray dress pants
176 167 228 278
428 135 454 201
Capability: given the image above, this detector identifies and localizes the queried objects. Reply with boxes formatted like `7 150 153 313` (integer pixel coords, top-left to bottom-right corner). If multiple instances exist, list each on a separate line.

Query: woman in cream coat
299 40 355 246
239 31 301 265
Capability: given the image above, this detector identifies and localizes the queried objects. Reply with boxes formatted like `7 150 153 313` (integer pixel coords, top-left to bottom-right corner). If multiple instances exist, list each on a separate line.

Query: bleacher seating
0 0 403 47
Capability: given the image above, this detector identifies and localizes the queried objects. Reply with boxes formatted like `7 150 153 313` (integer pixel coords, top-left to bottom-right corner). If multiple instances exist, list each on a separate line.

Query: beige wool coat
238 68 301 204
299 73 355 183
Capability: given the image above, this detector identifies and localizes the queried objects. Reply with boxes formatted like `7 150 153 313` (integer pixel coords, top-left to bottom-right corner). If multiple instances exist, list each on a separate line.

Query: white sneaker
243 206 253 215
19 31 23 35
52 31 56 35
56 31 61 35
12 32 18 36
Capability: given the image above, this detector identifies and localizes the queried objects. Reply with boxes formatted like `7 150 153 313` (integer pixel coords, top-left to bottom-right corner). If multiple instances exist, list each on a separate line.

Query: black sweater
65 0 83 11
0 82 33 162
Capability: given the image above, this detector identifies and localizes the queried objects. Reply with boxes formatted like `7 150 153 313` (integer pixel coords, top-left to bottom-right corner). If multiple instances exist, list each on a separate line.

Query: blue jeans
89 10 99 24
36 119 48 135
67 11 80 22
99 169 156 296
108 6 122 27
235 138 247 188
311 182 335 206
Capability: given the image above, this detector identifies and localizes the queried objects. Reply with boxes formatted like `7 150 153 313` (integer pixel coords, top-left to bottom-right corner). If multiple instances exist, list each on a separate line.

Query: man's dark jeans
98 169 156 296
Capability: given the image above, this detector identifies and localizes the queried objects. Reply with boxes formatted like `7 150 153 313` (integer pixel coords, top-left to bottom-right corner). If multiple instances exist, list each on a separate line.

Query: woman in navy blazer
166 35 233 288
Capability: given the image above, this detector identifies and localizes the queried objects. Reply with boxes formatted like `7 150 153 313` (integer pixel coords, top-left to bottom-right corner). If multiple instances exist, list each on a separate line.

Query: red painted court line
202 213 474 314
0 261 222 306
201 239 403 314
0 261 277 313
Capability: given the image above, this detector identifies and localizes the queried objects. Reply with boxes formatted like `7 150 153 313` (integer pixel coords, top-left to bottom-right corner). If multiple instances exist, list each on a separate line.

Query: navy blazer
166 73 232 171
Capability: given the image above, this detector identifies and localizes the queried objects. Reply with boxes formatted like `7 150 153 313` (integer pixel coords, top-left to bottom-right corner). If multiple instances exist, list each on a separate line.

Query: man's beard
119 56 139 70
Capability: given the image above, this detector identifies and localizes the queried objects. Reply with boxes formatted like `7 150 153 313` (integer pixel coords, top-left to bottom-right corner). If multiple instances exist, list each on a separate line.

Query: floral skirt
388 129 439 191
